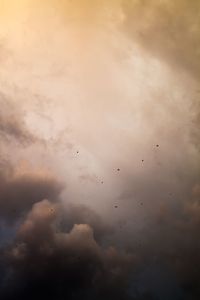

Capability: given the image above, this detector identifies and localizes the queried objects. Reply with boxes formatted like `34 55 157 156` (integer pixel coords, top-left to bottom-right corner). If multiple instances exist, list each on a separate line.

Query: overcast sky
0 1 200 299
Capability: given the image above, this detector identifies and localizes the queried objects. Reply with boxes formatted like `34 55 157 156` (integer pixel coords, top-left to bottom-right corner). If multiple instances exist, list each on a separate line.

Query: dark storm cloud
2 190 200 300
2 181 200 299
121 0 200 78
125 186 200 299
0 162 63 223
0 200 134 300
0 92 64 223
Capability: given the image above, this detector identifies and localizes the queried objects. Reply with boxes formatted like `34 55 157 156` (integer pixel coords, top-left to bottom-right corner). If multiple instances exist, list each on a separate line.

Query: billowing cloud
1 187 200 299
0 200 134 300
0 162 63 223
61 203 114 242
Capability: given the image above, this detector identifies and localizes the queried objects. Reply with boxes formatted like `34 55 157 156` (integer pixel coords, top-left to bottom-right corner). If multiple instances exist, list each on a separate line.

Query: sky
0 1 200 299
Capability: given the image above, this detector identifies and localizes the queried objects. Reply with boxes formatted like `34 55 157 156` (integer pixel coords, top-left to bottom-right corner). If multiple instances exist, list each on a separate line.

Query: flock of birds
75 144 160 210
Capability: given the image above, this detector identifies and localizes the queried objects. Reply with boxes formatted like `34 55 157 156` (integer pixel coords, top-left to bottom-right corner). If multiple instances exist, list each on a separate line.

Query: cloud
0 1 199 299
0 161 63 223
0 113 36 145
121 0 200 78
129 186 200 299
2 183 200 299
0 94 39 146
0 199 134 300
61 203 114 242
